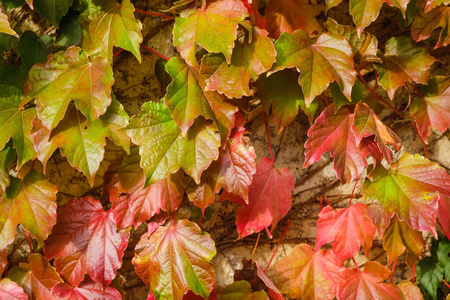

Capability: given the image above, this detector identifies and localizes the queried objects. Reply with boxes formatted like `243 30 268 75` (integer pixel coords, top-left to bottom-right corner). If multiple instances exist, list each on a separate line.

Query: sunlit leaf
44 197 130 286
437 194 450 240
397 281 424 300
218 280 268 300
0 8 18 37
133 219 216 300
52 278 122 300
0 278 27 300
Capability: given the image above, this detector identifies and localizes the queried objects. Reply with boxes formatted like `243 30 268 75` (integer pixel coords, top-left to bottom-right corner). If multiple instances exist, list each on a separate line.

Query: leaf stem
201 0 207 11
411 121 429 158
141 44 170 61
198 213 203 226
113 48 124 58
263 111 275 166
251 232 261 260
26 231 33 254
409 83 425 99
352 257 361 272
324 196 332 207
442 279 450 289
265 226 273 239
134 8 173 19
348 178 359 206
389 257 397 283
265 221 290 272
322 92 329 106
357 71 403 118
412 263 416 284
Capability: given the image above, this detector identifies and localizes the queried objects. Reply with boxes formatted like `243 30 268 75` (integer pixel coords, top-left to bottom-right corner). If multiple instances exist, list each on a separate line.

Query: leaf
316 202 377 262
0 8 18 37
366 203 393 238
374 37 436 99
0 143 15 193
0 170 57 248
275 243 344 300
200 27 276 98
133 219 216 300
17 31 52 69
411 6 449 49
425 0 450 12
23 46 114 131
303 105 368 183
222 156 294 238
79 0 143 62
218 280 268 300
416 256 444 300
362 153 450 236
34 0 71 27
55 10 82 47
437 194 450 240
271 30 356 106
185 164 220 212
126 100 220 185
0 278 27 300
337 261 402 300
353 101 401 163
437 238 450 282
397 281 424 300
0 85 37 169
410 76 450 142
0 65 28 89
44 197 130 286
258 69 318 133
172 0 249 66
264 0 322 39
165 57 237 140
0 248 7 275
52 278 122 300
8 253 63 300
383 215 424 268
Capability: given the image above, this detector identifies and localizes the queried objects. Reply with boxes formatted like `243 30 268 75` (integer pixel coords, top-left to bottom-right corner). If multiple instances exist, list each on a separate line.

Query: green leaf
55 10 82 47
0 8 18 37
417 256 444 300
258 69 317 133
362 153 450 236
218 280 268 300
0 85 37 169
0 143 14 193
165 57 237 141
0 65 28 89
374 37 436 99
0 171 57 248
133 219 216 300
23 46 114 131
79 0 143 62
271 30 356 106
126 100 220 185
17 31 53 69
437 238 450 283
172 0 249 66
33 0 71 27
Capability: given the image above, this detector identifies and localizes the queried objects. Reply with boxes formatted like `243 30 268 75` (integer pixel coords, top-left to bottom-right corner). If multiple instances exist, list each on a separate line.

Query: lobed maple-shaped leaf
0 170 57 248
200 27 276 99
258 69 317 133
264 0 322 39
374 37 436 99
8 254 63 300
438 237 450 283
0 278 27 300
79 0 142 62
32 100 129 185
366 203 392 237
353 101 401 163
133 219 216 300
410 76 450 142
437 194 450 240
44 197 130 286
316 202 377 263
0 8 18 37
271 30 356 106
383 215 424 268
275 243 344 300
411 6 450 49
416 256 444 300
397 281 424 300
0 85 37 169
52 278 121 300
185 163 220 212
303 105 368 183
221 157 294 238
337 261 402 300
425 0 450 12
165 57 237 140
126 100 220 185
172 0 249 66
363 153 450 236
22 46 114 131
217 280 268 300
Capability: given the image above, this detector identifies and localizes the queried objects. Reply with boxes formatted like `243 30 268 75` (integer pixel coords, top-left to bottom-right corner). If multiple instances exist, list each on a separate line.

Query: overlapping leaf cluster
0 0 449 298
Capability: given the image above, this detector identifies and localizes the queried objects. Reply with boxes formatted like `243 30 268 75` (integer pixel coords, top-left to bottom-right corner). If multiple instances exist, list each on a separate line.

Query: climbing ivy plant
0 0 449 299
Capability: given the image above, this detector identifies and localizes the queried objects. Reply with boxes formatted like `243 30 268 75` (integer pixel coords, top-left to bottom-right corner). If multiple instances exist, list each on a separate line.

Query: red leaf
275 243 344 299
264 0 322 39
52 278 121 300
44 197 130 286
316 203 376 262
133 219 216 300
336 261 402 300
303 105 368 183
0 278 27 300
222 157 294 238
437 193 450 240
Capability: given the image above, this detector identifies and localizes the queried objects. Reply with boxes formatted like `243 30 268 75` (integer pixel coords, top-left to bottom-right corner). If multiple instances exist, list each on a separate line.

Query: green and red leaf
411 6 450 49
